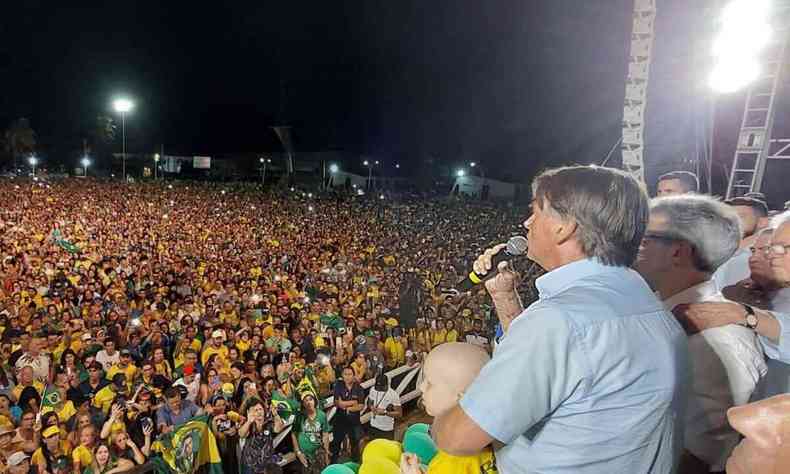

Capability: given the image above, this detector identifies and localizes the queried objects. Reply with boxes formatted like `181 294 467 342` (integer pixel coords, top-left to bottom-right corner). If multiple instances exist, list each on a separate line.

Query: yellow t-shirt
92 385 118 415
32 440 72 467
384 338 405 367
427 448 498 474
431 329 447 348
72 444 93 468
106 364 138 390
12 381 44 402
445 329 459 343
42 400 77 423
201 345 229 367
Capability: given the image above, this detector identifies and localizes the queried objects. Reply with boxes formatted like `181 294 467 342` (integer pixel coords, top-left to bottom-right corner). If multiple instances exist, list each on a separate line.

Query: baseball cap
221 383 235 397
7 452 29 466
42 426 60 438
120 349 131 356
81 333 93 341
211 329 225 339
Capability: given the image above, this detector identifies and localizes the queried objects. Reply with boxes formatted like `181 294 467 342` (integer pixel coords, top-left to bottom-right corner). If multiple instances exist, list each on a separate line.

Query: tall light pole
81 157 91 177
113 98 134 180
259 157 271 184
28 156 38 176
328 163 339 188
154 153 160 180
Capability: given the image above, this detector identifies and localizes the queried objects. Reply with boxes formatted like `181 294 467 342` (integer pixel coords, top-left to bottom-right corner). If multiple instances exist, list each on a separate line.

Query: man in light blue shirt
432 166 689 473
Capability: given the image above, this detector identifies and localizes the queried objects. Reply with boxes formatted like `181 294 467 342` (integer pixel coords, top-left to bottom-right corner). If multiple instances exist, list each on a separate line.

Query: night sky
2 1 707 181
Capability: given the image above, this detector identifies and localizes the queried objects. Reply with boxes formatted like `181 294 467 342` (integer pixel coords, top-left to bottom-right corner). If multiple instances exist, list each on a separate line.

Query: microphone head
507 235 528 256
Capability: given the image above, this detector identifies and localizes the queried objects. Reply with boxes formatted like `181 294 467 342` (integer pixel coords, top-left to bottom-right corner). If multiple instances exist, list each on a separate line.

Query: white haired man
676 211 790 399
635 194 767 473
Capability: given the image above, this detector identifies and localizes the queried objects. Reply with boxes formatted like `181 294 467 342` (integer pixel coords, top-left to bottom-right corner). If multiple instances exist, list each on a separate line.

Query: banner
151 415 222 474
192 156 211 169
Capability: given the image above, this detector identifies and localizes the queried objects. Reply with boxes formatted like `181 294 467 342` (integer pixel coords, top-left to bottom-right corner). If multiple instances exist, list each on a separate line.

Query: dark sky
1 1 635 179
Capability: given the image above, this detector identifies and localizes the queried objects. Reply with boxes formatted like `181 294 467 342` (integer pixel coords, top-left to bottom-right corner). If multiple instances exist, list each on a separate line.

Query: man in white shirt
14 336 50 384
365 373 401 440
713 197 770 290
635 194 767 473
95 339 120 372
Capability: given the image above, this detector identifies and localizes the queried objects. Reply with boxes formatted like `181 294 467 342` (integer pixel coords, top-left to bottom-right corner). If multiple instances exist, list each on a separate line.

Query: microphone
457 235 528 292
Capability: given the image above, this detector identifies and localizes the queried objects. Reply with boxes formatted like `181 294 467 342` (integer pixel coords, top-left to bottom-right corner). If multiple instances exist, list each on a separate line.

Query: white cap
211 329 225 339
7 452 29 466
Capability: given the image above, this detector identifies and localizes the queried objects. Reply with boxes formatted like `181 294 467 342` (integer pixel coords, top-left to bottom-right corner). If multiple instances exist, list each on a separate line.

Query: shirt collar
535 258 620 299
663 279 719 309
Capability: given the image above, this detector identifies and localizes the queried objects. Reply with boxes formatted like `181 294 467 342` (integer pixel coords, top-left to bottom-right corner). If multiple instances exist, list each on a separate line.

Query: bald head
726 394 790 474
420 342 489 417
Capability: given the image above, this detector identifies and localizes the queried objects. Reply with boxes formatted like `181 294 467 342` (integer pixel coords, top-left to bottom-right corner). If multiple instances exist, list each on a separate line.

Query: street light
259 157 272 184
329 163 339 174
28 156 38 176
470 162 477 168
457 169 466 177
363 160 378 190
395 163 400 169
154 153 160 180
81 157 91 177
113 97 134 180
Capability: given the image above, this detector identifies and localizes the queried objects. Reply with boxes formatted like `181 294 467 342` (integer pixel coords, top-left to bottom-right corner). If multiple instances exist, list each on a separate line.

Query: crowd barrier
269 362 424 466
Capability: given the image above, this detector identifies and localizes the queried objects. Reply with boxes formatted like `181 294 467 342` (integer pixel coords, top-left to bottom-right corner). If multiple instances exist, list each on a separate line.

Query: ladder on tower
726 7 790 199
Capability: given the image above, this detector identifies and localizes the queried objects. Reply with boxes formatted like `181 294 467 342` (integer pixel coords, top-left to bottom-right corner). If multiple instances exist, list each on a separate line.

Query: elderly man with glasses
634 194 767 473
676 211 790 396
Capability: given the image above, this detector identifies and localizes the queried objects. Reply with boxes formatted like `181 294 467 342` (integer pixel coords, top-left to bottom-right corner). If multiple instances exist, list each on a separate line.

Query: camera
216 418 235 432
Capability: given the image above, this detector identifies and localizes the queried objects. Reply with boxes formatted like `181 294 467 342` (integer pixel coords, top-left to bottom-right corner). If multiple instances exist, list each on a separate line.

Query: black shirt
332 381 364 426
78 378 109 400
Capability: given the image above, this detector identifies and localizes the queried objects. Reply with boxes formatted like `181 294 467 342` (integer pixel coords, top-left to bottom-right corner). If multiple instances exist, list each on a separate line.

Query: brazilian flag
271 391 299 419
40 386 62 414
51 229 81 254
319 312 344 331
151 415 222 474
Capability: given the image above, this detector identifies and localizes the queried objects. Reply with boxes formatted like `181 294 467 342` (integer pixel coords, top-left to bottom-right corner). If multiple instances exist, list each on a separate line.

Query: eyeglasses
768 244 790 256
642 232 682 244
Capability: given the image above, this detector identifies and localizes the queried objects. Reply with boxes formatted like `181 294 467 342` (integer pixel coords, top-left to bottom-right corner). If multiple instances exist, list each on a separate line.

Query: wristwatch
741 304 759 330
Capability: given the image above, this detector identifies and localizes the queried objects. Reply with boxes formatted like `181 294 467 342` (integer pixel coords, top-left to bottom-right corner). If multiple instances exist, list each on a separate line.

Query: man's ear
553 218 578 246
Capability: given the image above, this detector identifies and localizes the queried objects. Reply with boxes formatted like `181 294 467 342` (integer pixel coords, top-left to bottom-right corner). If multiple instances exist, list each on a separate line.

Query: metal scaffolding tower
621 0 657 185
726 4 790 199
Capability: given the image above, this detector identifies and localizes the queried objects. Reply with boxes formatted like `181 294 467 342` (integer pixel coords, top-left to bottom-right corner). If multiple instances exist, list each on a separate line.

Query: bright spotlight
470 162 477 168
363 160 370 166
457 169 466 177
329 164 339 173
81 158 91 167
709 0 772 93
28 157 37 166
113 98 134 113
710 59 760 93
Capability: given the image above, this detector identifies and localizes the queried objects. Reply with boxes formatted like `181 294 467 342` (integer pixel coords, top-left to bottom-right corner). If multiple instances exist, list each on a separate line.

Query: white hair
650 195 741 273
771 210 790 230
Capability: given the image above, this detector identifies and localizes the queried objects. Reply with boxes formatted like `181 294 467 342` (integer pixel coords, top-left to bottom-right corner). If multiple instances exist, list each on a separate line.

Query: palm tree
3 118 36 169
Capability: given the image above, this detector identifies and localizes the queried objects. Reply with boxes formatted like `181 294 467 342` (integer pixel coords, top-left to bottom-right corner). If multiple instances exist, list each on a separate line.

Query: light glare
113 98 133 113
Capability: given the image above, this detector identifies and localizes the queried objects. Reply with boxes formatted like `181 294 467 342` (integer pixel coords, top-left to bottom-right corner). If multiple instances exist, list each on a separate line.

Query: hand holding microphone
459 236 527 296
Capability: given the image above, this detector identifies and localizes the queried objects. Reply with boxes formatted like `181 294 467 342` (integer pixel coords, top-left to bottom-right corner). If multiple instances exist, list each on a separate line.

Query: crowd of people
0 177 530 474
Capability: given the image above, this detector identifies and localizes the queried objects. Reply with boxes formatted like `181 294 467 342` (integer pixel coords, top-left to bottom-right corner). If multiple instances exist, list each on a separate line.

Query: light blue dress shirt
460 259 689 474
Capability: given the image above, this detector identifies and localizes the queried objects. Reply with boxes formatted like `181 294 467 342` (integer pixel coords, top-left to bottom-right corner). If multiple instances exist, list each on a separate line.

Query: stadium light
709 0 772 93
81 157 91 177
28 156 38 176
113 97 134 180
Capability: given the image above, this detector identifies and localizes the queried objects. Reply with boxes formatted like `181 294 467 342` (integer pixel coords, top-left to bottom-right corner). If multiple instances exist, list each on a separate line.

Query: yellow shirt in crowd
427 448 498 474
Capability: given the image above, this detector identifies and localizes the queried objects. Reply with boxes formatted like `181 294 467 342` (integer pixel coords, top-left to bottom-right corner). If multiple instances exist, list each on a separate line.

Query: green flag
150 415 222 474
51 229 81 254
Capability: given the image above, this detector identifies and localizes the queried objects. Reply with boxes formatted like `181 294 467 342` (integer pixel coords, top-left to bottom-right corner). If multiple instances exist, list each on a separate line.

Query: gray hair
650 195 741 273
771 210 790 230
532 165 649 267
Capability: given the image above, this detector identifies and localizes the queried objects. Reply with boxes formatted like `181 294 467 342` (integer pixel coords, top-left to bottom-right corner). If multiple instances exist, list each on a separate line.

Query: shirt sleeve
459 306 586 444
760 311 790 364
